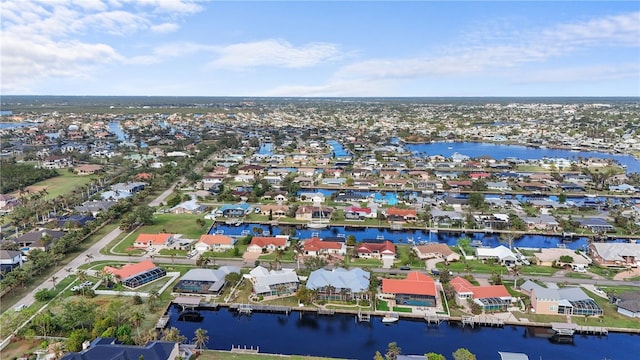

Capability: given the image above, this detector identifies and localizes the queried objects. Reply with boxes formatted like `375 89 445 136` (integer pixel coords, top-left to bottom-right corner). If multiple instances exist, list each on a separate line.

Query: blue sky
1 1 639 96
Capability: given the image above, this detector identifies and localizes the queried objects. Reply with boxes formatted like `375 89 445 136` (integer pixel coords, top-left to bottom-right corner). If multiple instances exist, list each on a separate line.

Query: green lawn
258 251 295 262
377 299 390 311
392 306 413 313
22 171 99 200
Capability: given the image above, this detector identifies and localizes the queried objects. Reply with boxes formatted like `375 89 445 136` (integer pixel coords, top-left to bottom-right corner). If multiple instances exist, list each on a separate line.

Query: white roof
306 268 370 293
476 245 517 261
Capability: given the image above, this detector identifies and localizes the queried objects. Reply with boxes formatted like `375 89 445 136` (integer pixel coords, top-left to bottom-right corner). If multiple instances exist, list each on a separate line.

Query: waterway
403 142 640 174
168 307 639 359
207 223 623 250
0 122 33 129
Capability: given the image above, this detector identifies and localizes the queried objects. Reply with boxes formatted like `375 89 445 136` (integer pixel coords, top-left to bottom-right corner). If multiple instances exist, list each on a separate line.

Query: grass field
19 171 98 200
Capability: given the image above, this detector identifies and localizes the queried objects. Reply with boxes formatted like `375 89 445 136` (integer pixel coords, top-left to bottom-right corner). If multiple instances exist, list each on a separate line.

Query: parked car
14 304 27 312
399 265 411 271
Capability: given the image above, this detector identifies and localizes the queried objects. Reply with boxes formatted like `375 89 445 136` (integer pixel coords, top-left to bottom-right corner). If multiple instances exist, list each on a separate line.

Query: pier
229 303 292 315
357 310 371 322
231 345 259 354
461 315 504 328
155 315 170 330
317 308 336 315
425 314 444 326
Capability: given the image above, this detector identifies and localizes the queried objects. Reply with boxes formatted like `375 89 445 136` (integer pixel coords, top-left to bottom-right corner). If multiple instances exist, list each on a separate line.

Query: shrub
132 295 143 305
34 289 56 302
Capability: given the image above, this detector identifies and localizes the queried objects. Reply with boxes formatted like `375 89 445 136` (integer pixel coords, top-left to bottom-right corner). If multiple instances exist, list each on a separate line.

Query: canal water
168 307 639 359
208 223 611 250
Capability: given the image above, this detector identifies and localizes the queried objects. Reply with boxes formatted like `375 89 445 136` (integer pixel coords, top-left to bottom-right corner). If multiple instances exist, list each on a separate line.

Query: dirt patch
613 267 640 281
0 338 41 359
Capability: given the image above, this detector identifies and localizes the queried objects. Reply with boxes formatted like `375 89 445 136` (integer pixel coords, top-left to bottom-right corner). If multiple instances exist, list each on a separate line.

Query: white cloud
209 39 341 69
0 0 203 93
513 63 640 84
151 22 180 34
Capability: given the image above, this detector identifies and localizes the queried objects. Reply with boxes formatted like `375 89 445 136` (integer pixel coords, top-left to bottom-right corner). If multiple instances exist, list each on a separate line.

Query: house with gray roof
248 266 299 298
173 266 240 295
520 281 603 316
589 243 640 268
306 267 370 301
475 245 517 266
612 291 640 318
61 337 180 360
74 200 118 217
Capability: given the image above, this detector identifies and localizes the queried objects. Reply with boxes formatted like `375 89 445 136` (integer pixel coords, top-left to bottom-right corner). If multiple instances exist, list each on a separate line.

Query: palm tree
147 290 160 310
85 253 94 263
50 275 58 288
161 327 186 343
192 328 209 349
131 311 146 337
385 342 402 360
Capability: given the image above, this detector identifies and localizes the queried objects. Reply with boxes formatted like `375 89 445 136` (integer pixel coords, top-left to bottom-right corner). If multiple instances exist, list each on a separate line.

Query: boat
307 222 329 229
382 313 399 324
307 201 330 229
470 240 483 247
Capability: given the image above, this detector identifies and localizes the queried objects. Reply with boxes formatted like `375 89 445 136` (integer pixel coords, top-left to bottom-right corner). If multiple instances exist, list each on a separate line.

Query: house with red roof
247 236 289 253
195 234 236 252
356 241 396 260
450 276 513 312
103 260 166 289
303 237 346 257
381 272 437 307
344 206 373 220
385 207 418 223
134 233 175 249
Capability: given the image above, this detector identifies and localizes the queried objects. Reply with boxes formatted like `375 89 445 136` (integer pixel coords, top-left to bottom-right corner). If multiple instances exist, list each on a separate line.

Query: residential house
612 291 640 318
534 248 591 268
14 229 66 252
259 204 289 218
589 243 640 268
344 206 374 220
170 198 207 214
475 245 518 266
381 271 437 307
74 200 117 217
356 241 396 260
195 234 236 252
173 266 241 295
486 181 511 191
450 276 513 312
0 194 18 213
104 260 167 289
295 205 333 221
248 266 299 298
520 280 603 316
0 250 23 273
413 244 461 262
299 192 326 203
41 155 72 169
385 207 418 223
306 267 370 301
521 215 560 231
74 164 103 175
133 233 175 249
101 182 146 200
247 236 289 253
61 337 180 360
216 203 252 217
579 218 615 233
303 237 346 256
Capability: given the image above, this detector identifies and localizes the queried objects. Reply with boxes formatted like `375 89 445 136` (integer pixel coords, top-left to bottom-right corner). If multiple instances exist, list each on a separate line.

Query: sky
1 0 639 97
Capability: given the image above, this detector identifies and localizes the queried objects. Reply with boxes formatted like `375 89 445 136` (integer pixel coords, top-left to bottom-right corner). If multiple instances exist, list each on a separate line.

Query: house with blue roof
215 203 252 217
306 267 370 302
61 337 181 360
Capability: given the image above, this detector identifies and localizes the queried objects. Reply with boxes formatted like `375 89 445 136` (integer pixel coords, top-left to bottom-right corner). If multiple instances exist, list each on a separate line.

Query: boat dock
425 314 444 325
461 315 505 328
229 303 292 315
357 310 371 322
231 345 259 354
318 308 336 315
551 322 608 336
155 315 170 330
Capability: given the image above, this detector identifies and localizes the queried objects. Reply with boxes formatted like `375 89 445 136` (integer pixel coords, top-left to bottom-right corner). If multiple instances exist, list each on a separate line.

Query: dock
576 325 608 335
229 303 292 315
357 310 371 322
425 314 444 325
318 308 336 315
231 345 259 354
155 315 170 330
461 315 504 328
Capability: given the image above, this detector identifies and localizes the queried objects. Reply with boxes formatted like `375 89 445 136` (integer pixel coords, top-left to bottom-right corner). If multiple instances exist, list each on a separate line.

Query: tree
426 353 446 360
50 275 59 288
193 328 209 349
161 327 186 343
452 348 476 360
147 290 160 310
468 192 485 209
385 342 401 360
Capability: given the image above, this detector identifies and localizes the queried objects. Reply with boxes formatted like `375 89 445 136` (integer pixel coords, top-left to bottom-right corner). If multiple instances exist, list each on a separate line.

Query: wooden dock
318 308 336 315
461 315 504 328
357 311 371 322
576 325 608 335
155 315 170 330
231 345 259 354
229 303 292 315
425 314 443 325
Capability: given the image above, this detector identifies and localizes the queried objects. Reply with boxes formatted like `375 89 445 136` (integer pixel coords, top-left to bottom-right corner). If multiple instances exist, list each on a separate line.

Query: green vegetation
0 159 59 193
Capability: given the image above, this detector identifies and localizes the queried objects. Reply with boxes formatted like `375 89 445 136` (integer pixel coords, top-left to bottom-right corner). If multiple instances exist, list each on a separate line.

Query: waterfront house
173 266 240 295
611 290 640 318
0 250 23 273
103 260 166 289
306 267 370 301
133 233 175 249
475 246 518 266
450 276 513 312
579 218 615 233
259 204 289 218
248 266 299 298
413 243 461 262
385 207 418 223
486 181 511 191
216 203 252 217
589 243 640 268
61 337 180 360
534 248 591 268
520 280 603 316
381 271 437 307
295 205 333 221
344 206 374 220
299 192 326 203
355 241 396 260
521 215 560 231
195 234 236 252
303 237 346 257
247 236 289 253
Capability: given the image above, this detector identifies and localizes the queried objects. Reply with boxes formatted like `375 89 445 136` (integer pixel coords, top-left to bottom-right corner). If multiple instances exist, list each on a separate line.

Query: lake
168 307 639 360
